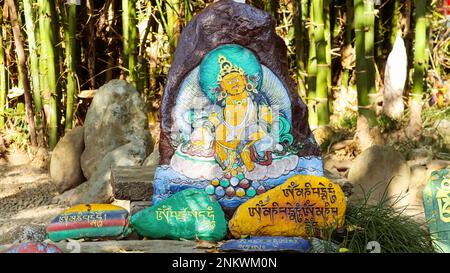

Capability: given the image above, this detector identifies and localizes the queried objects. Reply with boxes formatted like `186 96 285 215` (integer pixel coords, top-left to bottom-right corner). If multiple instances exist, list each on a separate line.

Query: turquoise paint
423 168 450 253
199 44 262 103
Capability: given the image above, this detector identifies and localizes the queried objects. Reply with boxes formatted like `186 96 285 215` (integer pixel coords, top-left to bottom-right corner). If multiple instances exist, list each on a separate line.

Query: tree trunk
64 2 77 131
0 5 6 130
86 0 96 90
313 0 330 125
8 0 37 146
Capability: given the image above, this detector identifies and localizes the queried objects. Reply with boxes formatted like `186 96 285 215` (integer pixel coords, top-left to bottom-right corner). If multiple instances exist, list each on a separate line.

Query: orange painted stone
228 174 347 238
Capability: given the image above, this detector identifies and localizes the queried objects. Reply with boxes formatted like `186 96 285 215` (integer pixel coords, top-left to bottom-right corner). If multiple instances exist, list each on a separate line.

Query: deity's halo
199 44 263 103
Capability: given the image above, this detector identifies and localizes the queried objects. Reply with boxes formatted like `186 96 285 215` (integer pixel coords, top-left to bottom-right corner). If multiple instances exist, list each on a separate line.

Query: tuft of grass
313 182 435 253
377 114 402 133
339 115 358 130
341 188 434 253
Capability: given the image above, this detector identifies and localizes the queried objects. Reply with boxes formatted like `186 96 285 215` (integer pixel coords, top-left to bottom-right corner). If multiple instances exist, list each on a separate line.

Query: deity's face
220 72 247 96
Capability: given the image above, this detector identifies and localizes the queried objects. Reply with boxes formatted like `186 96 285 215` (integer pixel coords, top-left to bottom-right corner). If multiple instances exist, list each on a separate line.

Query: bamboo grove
0 0 448 150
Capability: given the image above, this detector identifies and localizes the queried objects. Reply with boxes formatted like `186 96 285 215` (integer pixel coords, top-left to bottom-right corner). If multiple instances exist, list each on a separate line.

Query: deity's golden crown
217 55 246 82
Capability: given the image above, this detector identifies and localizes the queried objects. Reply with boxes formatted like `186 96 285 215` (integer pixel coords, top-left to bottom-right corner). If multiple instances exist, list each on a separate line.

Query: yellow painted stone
211 179 220 186
236 188 246 197
228 174 347 238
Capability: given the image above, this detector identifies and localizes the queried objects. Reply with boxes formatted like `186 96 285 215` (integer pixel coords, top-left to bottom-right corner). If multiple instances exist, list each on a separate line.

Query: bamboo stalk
165 0 180 56
364 0 376 125
307 0 318 127
38 0 59 149
294 0 307 99
341 0 354 92
23 0 43 133
325 0 332 114
122 0 129 78
263 0 278 19
128 0 138 87
8 0 37 146
184 0 192 24
105 0 116 82
354 0 372 123
411 0 428 102
313 0 330 125
64 2 77 131
390 0 401 47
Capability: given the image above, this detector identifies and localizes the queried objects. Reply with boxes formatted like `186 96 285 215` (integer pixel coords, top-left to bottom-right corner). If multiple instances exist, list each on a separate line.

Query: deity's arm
259 105 273 124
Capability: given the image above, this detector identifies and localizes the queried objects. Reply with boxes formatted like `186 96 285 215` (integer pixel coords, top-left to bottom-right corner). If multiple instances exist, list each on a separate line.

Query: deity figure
154 44 323 209
208 55 274 174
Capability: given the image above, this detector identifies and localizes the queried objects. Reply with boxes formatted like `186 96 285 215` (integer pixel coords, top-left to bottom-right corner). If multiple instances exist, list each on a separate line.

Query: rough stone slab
111 166 155 201
0 240 207 253
131 201 152 215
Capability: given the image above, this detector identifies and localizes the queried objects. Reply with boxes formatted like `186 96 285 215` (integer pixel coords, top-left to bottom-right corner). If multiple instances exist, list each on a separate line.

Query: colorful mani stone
4 242 62 254
228 174 347 238
153 1 323 214
220 236 311 252
47 204 131 242
423 167 450 253
130 189 227 241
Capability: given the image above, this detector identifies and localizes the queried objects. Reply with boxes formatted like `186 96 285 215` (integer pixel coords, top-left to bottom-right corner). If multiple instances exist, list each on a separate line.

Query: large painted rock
154 0 323 215
229 174 346 238
130 189 227 241
3 242 62 253
220 236 311 252
47 204 131 242
423 167 450 253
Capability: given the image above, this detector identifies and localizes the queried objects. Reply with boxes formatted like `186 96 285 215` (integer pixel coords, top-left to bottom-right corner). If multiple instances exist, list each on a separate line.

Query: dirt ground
0 149 69 245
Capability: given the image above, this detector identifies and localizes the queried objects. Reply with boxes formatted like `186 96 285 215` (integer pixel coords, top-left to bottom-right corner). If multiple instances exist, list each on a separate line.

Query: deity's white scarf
222 97 255 142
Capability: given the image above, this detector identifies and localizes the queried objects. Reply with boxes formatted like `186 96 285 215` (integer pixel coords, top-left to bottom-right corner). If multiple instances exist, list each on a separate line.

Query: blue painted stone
219 236 311 252
251 181 260 189
230 177 240 186
423 167 450 253
215 186 225 197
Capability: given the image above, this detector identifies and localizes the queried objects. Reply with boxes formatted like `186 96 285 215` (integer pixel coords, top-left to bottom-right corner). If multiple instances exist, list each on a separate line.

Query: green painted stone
246 187 256 197
423 167 450 253
220 179 230 187
130 189 227 241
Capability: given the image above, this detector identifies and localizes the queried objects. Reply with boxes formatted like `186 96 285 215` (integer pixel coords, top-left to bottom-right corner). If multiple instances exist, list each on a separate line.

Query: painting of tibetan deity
153 44 323 211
